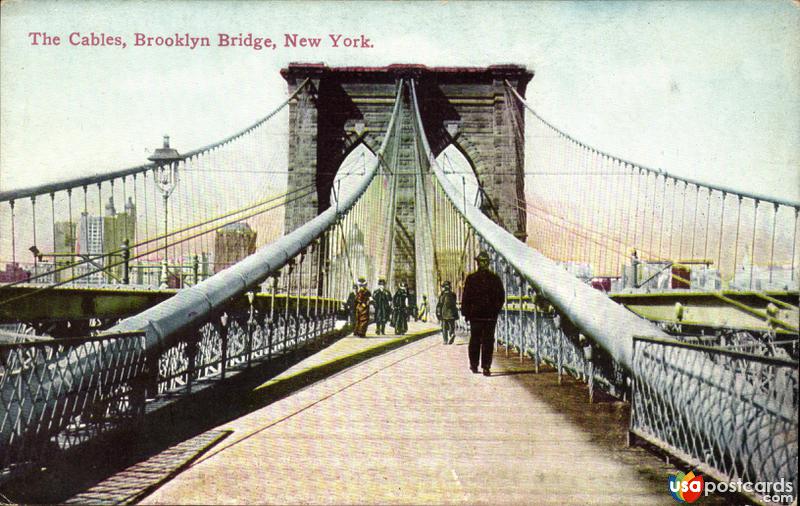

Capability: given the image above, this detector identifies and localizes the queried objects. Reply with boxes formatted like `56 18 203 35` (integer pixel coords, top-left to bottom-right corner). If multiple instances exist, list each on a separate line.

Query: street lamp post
148 135 183 274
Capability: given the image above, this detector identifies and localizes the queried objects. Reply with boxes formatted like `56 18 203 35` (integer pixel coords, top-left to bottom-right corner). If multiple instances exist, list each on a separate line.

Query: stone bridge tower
281 63 533 288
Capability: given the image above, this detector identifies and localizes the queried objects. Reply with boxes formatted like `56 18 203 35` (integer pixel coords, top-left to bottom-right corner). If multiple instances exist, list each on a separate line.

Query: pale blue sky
1 0 798 202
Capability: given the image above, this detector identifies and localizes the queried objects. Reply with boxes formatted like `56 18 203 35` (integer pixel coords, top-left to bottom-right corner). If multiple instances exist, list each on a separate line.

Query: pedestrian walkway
138 328 713 505
268 319 442 383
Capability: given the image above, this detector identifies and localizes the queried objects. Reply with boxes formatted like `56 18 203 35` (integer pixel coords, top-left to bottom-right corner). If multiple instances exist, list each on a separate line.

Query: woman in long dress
353 278 371 337
392 283 409 335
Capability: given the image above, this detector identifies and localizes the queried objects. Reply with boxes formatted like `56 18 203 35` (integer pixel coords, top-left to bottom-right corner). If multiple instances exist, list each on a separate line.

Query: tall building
213 223 256 273
78 212 105 284
103 197 137 282
53 220 76 283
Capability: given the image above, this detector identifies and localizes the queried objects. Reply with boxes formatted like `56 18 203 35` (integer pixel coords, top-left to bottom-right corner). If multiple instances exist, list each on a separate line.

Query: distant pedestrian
345 284 358 326
417 295 429 322
436 281 459 344
353 277 371 337
392 282 410 335
372 278 392 335
461 251 505 376
408 288 418 322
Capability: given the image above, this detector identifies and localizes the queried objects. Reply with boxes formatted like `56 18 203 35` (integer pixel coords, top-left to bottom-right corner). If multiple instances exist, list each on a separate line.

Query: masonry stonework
281 64 532 288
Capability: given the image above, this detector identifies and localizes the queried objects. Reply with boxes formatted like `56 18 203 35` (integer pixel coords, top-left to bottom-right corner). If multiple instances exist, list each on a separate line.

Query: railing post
520 281 527 363
295 253 303 351
218 314 229 379
282 263 292 356
533 293 540 374
584 340 594 403
246 291 255 368
627 339 638 447
121 239 130 285
144 349 160 399
192 254 199 286
504 263 510 356
557 328 563 385
186 337 198 393
268 276 277 360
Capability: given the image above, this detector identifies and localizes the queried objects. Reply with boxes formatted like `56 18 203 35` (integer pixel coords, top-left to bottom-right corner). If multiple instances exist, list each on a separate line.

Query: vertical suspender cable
657 177 667 261
703 189 712 264
31 196 38 272
10 201 16 265
749 200 759 290
678 181 688 260
648 173 658 261
767 204 777 285
791 209 798 282
68 189 75 281
717 192 726 283
732 196 743 286
689 185 699 259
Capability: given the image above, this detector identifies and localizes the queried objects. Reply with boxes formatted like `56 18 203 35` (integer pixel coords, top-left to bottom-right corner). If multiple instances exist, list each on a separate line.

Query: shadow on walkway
492 345 739 506
0 326 436 504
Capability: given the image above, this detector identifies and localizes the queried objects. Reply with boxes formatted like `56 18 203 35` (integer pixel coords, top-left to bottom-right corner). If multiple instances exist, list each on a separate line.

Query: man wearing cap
461 251 505 376
372 278 392 335
392 282 410 335
353 277 371 338
436 281 459 344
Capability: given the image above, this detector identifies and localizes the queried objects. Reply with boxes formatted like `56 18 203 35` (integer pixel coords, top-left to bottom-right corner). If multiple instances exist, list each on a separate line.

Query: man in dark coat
392 282 410 335
436 281 459 345
461 251 505 376
407 288 418 322
372 278 392 335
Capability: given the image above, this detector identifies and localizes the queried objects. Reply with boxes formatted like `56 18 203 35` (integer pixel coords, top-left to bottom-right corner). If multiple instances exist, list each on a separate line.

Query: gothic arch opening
436 143 482 208
330 142 377 206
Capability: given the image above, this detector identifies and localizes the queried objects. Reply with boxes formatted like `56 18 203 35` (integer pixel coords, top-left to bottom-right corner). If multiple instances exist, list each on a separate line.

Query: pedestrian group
343 250 505 376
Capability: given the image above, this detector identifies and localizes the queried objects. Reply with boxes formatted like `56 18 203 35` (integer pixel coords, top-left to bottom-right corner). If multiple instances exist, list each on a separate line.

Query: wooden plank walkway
139 328 701 505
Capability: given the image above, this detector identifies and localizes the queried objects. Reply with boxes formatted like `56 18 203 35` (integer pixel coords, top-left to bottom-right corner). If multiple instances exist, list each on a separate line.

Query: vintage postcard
1 1 798 505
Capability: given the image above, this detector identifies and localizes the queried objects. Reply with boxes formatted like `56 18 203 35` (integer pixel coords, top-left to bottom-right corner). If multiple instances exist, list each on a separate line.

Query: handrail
506 82 800 210
411 79 668 370
633 335 799 367
0 79 310 203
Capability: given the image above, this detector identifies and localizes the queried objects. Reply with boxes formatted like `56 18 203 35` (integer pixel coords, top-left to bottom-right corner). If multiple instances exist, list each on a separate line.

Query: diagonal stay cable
0 188 316 308
1 182 317 289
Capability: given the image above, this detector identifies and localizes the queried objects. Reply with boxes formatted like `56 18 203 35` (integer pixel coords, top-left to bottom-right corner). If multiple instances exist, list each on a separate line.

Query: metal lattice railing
0 294 338 483
631 337 798 504
0 332 147 481
153 295 337 394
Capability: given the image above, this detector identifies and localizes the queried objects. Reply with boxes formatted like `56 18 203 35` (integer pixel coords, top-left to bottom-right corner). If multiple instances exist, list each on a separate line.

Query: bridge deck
132 325 713 505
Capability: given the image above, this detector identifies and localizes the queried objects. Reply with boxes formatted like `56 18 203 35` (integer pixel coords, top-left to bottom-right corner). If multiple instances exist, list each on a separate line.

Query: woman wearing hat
391 282 410 335
353 277 371 337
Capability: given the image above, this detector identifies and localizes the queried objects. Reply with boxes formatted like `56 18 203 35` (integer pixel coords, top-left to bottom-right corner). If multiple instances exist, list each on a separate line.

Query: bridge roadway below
89 323 726 506
4 284 796 337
